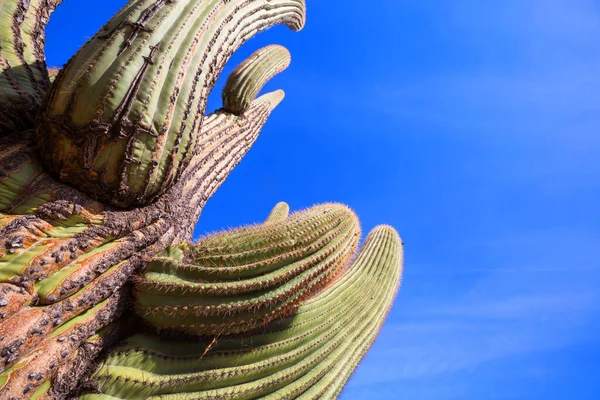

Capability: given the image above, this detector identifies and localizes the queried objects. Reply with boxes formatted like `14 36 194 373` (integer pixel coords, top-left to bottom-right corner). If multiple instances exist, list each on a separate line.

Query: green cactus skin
36 0 306 208
134 203 360 335
223 45 292 115
79 225 403 399
264 201 291 224
0 0 63 137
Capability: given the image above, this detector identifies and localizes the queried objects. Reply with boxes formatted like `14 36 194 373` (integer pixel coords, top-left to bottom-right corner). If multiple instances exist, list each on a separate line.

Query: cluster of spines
134 203 361 335
36 0 306 207
82 225 403 399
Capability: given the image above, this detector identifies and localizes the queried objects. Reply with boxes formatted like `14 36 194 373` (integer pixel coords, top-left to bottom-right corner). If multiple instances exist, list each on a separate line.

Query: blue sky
46 1 600 399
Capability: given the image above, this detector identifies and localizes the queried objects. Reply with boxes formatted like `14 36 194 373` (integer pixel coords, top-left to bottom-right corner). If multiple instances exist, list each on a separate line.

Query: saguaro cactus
0 1 404 399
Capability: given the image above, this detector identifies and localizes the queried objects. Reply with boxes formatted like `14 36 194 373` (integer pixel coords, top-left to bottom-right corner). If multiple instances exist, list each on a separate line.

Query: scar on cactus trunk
0 0 404 399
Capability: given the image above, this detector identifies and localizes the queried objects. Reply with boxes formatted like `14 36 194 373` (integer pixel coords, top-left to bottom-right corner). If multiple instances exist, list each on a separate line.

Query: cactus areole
0 1 404 399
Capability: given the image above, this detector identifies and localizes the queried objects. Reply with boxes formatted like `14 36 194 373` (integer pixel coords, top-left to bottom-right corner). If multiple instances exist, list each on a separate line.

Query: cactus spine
0 0 405 398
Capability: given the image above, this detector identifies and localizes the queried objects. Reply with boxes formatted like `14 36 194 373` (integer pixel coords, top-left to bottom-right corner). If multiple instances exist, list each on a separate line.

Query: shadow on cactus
0 1 403 399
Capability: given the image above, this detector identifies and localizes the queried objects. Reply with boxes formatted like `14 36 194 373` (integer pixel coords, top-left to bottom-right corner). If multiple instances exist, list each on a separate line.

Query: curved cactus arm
223 44 291 115
0 0 63 137
80 226 403 399
135 203 360 336
266 226 403 399
264 201 290 224
36 0 306 207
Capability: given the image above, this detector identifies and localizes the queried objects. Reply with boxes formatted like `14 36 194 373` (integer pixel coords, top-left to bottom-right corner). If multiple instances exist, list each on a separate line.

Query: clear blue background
46 1 600 399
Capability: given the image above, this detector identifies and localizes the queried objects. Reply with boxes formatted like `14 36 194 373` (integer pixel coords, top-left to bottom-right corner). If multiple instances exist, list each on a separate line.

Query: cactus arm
134 204 360 336
36 0 306 207
0 0 62 137
264 201 290 224
81 225 403 399
266 226 403 399
181 204 353 275
170 90 287 242
223 45 291 115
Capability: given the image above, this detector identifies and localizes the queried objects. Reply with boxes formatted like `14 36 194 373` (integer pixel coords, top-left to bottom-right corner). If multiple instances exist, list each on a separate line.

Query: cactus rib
0 289 126 398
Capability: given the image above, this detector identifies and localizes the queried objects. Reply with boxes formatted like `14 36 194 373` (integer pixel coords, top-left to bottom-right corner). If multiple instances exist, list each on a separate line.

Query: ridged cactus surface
135 204 360 336
0 0 405 398
0 86 286 400
81 224 403 399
